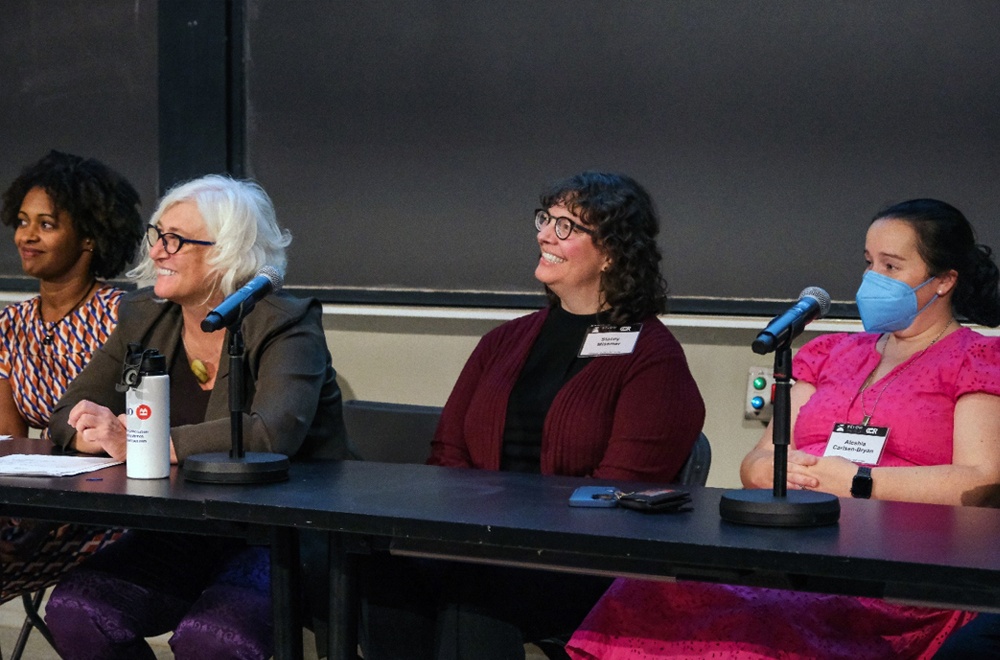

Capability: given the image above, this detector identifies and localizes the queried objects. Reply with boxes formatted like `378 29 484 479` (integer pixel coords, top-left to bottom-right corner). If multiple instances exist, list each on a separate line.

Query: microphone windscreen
256 266 284 294
799 287 831 317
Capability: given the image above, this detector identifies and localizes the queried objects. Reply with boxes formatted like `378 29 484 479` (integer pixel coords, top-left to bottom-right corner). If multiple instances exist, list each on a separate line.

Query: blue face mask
855 270 938 333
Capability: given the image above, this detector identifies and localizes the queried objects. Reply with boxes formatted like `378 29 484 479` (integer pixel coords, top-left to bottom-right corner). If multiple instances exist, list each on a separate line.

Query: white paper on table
0 454 123 477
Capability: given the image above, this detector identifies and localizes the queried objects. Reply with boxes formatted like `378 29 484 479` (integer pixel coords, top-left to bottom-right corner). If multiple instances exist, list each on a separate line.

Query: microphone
201 266 283 332
752 287 831 355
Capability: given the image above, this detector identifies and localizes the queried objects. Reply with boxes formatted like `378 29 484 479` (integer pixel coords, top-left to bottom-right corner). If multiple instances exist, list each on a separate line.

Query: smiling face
534 203 609 314
150 201 221 308
14 186 91 283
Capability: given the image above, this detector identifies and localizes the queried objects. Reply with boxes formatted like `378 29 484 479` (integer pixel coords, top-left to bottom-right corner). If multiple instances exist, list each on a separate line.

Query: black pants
932 614 1000 659
360 552 612 660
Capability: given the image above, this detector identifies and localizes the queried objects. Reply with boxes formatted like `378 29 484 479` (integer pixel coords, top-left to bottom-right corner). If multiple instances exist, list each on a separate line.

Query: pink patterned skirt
567 578 975 660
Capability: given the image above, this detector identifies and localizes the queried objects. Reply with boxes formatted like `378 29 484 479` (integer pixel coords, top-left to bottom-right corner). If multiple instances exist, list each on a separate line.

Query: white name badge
578 324 642 357
823 422 888 466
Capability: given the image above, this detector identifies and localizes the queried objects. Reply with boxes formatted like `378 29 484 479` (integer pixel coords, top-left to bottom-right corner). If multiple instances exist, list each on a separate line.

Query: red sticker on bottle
137 405 151 420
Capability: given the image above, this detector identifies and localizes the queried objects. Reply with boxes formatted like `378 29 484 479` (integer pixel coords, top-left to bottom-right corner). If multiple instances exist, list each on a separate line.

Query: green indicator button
753 377 767 390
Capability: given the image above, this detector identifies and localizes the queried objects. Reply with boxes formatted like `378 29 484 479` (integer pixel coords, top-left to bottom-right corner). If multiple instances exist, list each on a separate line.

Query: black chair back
675 433 712 486
342 399 442 464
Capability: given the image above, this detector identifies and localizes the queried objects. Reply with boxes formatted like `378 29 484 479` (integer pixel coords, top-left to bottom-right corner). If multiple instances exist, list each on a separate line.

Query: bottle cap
140 351 167 376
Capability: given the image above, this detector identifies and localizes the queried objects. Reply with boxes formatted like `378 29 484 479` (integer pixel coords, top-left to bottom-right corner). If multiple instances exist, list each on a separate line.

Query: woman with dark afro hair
0 150 143 601
361 172 705 659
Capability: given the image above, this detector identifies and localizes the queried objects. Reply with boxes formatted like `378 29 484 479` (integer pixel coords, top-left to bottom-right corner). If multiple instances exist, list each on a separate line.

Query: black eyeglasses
534 209 594 240
146 224 215 255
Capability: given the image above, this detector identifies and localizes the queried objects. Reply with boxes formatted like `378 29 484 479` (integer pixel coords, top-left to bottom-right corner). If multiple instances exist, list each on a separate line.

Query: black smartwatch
850 466 873 499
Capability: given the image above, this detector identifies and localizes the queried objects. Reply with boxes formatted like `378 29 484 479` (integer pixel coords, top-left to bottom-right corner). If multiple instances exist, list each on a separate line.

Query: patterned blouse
0 285 123 430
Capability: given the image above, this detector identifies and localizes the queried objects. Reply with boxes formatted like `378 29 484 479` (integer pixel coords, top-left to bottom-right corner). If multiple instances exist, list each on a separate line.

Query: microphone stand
183 305 290 484
719 339 840 526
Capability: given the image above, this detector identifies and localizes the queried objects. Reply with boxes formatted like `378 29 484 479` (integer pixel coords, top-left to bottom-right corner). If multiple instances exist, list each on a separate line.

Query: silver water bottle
125 350 170 479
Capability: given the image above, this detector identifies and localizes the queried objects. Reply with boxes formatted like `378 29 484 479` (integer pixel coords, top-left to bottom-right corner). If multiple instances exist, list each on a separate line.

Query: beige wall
8 285 991 491
323 306 938 489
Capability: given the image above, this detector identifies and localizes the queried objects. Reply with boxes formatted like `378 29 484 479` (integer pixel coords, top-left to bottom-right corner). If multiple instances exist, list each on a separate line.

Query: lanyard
857 319 953 426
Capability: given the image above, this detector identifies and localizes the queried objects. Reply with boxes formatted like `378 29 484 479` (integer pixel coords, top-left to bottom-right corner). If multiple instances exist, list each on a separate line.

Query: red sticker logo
137 405 152 420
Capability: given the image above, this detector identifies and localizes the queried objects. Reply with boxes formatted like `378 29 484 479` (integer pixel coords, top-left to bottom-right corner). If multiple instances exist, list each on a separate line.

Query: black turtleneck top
501 305 597 473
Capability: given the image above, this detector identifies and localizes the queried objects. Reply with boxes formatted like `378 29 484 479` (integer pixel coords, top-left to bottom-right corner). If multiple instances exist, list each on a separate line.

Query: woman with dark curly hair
360 172 705 660
0 150 143 601
538 171 668 326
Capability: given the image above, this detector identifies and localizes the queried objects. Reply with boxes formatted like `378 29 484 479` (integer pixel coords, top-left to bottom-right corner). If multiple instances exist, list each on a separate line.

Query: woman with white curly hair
43 174 350 660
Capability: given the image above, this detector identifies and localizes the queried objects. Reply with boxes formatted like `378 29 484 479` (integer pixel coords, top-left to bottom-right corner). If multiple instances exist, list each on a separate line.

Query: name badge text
823 422 888 466
578 324 642 357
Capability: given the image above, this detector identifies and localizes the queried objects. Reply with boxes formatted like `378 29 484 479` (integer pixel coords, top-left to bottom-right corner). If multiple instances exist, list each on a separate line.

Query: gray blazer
49 288 351 462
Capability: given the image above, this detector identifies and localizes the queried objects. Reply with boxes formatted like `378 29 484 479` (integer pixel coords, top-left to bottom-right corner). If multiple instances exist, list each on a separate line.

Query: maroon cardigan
428 308 705 483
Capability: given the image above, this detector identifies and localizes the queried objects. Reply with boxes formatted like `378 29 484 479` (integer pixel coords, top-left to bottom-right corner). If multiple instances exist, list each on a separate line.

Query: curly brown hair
1 150 144 279
539 172 668 325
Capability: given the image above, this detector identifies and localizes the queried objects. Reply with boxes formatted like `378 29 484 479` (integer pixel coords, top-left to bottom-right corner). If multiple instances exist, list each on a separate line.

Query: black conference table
0 438 306 660
204 460 1000 660
5 445 1000 660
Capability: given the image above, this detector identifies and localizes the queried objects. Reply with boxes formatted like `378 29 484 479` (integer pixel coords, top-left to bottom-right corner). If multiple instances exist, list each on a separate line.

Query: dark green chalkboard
245 0 1000 309
0 0 158 290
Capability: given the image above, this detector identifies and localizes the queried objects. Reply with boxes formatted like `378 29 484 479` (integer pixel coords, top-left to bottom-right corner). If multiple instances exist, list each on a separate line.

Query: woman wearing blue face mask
566 199 1000 660
737 198 1000 501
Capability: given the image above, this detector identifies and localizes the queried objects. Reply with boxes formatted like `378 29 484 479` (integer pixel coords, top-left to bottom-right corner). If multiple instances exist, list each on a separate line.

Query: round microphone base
719 489 840 527
182 452 290 484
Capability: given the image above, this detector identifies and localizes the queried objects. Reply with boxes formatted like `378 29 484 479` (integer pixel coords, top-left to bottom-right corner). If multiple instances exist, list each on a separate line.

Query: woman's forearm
0 379 28 437
870 463 1000 506
740 447 774 489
